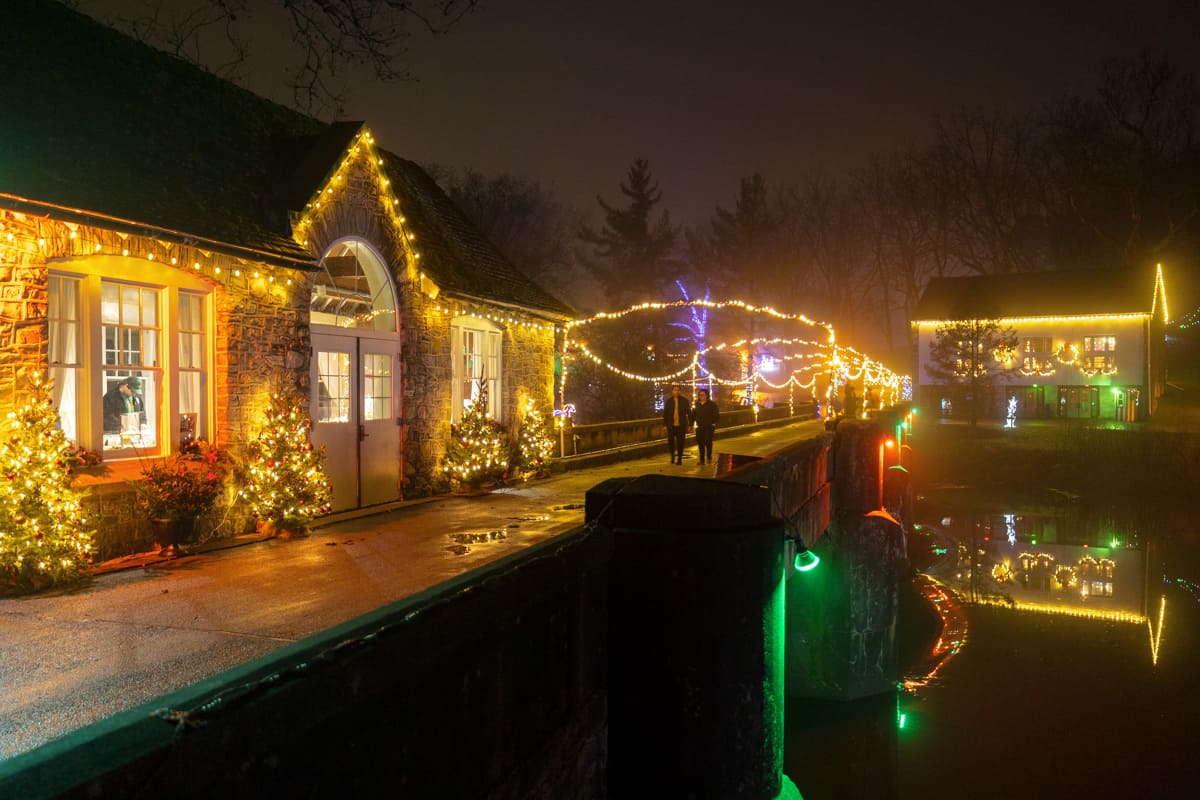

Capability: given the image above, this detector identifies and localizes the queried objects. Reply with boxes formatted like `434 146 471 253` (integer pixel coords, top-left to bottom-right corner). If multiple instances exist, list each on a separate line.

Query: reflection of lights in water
1149 595 1166 666
903 575 968 691
971 596 1147 624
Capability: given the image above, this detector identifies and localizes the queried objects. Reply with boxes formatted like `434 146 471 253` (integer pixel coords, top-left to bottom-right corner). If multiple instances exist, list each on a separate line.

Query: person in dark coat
662 384 692 465
843 385 859 419
691 388 720 465
103 375 145 434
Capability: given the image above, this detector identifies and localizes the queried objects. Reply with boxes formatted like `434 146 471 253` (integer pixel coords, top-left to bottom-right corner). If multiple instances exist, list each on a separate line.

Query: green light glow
898 713 907 729
1111 537 1121 548
793 549 820 572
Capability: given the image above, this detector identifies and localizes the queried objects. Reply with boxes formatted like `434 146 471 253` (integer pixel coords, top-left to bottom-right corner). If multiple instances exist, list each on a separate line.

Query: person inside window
103 376 145 434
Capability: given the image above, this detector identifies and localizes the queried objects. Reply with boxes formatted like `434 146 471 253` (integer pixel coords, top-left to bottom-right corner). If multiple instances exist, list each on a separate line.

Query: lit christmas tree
444 381 509 488
515 397 554 479
0 372 94 594
240 390 332 533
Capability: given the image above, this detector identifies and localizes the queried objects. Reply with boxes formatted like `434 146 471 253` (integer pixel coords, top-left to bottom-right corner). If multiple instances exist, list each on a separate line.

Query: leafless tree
71 0 479 116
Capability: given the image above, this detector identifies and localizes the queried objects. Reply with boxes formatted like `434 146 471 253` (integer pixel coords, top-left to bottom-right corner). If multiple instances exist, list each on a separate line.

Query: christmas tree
444 381 509 488
515 397 554 479
240 389 332 531
0 372 94 594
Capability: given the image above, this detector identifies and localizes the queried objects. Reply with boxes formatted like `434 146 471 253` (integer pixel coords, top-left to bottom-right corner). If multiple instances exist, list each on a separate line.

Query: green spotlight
794 545 820 572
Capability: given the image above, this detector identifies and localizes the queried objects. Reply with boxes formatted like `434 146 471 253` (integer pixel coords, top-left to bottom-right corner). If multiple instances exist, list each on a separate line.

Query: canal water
782 498 1200 799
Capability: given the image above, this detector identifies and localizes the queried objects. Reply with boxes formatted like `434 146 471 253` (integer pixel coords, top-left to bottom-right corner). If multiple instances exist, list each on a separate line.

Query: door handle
359 424 368 442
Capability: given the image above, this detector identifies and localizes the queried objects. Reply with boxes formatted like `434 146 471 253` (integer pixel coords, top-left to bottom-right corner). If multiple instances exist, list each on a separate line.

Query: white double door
310 331 401 511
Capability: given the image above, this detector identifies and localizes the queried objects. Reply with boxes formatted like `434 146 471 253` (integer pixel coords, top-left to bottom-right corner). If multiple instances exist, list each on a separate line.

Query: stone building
0 1 573 558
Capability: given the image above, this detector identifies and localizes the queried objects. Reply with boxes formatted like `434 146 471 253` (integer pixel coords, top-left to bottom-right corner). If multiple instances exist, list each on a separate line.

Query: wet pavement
0 418 826 761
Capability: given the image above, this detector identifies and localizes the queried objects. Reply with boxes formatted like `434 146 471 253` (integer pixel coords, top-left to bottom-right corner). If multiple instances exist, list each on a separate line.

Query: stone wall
299 157 560 498
0 207 310 555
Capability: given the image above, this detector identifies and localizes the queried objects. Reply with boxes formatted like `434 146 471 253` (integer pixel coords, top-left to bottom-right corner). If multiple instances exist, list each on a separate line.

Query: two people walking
662 385 720 465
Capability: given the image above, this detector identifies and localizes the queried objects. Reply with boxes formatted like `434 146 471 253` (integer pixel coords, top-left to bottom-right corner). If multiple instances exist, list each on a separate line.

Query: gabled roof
380 155 576 319
912 267 1167 323
0 0 322 263
1 0 574 319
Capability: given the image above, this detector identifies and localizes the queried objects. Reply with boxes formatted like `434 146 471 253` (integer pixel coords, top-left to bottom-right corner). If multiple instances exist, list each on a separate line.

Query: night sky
343 0 1200 226
80 0 1200 228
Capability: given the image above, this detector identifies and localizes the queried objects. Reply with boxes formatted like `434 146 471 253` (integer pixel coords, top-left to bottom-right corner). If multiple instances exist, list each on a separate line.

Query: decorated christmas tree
240 389 332 532
444 381 508 488
0 372 94 594
515 397 554 479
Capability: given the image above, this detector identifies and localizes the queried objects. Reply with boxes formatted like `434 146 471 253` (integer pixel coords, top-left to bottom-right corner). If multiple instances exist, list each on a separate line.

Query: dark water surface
783 501 1200 800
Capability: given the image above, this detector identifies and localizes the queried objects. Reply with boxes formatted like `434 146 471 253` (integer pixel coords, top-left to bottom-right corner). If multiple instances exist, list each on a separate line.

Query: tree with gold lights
0 373 94 594
239 390 332 532
514 397 554 479
444 381 509 488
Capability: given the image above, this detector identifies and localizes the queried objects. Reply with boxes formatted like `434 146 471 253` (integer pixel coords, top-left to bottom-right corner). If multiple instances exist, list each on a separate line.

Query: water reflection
927 512 1148 623
784 501 1200 799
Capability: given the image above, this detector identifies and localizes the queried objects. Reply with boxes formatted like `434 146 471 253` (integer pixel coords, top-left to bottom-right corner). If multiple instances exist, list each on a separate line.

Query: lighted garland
564 308 906 412
0 372 94 594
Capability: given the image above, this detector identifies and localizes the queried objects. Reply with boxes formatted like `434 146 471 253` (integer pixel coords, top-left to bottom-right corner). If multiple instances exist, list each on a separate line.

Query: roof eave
0 193 316 270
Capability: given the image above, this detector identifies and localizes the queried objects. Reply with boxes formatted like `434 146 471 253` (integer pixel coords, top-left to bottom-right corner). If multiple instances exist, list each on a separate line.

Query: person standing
692 388 719 465
843 385 859 420
102 375 145 434
662 384 692 465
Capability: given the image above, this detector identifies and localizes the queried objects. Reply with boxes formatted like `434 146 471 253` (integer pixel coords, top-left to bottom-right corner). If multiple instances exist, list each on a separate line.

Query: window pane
363 354 392 421
317 350 351 423
101 283 119 324
180 371 201 445
121 285 140 324
142 289 158 327
48 366 77 444
102 370 157 451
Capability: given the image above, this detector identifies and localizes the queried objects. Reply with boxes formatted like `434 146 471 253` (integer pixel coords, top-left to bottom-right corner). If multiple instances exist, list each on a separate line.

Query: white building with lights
911 266 1169 422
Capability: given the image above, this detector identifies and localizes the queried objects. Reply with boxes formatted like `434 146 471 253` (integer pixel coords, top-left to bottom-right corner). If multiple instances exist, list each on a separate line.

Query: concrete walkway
0 418 827 762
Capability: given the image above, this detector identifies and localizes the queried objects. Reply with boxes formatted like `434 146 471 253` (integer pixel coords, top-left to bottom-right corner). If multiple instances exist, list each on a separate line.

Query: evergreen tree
580 158 680 305
926 319 1019 427
686 173 787 305
0 373 94 594
514 397 554 478
444 381 509 488
240 390 333 530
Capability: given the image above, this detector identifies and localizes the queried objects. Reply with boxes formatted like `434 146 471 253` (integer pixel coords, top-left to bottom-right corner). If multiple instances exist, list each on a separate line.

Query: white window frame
450 317 502 422
47 259 213 458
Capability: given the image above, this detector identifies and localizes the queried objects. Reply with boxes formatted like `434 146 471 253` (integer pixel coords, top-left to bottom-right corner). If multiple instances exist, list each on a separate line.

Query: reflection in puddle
445 529 508 556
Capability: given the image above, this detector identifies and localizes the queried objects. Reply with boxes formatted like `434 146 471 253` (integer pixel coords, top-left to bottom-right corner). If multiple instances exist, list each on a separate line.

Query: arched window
451 317 502 422
311 239 396 331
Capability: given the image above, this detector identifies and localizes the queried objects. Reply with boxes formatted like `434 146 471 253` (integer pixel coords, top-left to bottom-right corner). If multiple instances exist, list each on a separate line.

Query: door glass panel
317 350 352 423
363 353 392 421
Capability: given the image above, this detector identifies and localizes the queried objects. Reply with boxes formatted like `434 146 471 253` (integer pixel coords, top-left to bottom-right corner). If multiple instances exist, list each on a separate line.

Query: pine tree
444 381 508 488
579 158 679 305
515 397 554 479
240 390 333 531
0 372 94 594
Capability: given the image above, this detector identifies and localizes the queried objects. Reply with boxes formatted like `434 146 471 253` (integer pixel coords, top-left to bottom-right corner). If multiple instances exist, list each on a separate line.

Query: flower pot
151 517 194 559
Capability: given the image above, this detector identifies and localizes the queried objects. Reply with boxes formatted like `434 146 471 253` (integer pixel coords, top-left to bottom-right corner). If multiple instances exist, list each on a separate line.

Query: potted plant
132 443 226 557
